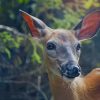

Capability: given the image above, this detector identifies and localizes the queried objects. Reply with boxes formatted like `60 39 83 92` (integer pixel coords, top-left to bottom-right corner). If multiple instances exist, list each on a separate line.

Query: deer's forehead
47 29 77 43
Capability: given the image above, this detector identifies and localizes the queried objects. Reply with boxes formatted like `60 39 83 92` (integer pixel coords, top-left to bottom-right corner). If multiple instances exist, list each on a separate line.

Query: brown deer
20 9 100 100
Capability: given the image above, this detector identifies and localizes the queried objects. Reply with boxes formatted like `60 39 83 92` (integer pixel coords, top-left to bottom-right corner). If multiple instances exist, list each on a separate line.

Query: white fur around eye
46 49 57 58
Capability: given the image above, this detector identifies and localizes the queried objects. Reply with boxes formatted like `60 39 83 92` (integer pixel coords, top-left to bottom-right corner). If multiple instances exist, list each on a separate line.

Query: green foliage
17 0 30 4
36 0 62 9
0 31 23 59
28 38 44 64
83 0 100 9
0 31 43 66
52 9 82 29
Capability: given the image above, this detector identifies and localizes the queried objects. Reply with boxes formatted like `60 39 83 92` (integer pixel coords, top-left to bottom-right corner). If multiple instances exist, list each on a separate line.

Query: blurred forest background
0 0 100 100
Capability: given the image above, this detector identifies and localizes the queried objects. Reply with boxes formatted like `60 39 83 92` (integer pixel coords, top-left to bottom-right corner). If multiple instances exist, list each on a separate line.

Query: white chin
62 76 75 83
62 73 81 83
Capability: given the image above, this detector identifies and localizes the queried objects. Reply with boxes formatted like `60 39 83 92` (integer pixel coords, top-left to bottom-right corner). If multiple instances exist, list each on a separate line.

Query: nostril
73 67 80 73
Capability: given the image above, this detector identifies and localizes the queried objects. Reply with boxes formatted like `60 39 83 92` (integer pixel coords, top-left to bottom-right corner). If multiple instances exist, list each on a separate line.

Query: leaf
17 0 29 4
4 48 11 59
34 52 41 64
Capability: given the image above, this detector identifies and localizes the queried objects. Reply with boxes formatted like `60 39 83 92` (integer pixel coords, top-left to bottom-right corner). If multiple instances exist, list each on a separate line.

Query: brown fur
44 30 100 100
20 10 100 100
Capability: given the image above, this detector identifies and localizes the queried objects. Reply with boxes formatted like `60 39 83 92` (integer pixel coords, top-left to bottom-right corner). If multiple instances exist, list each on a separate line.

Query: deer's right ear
20 10 51 38
73 9 100 40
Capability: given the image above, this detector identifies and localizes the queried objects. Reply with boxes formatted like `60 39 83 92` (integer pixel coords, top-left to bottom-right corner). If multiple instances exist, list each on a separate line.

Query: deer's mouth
62 71 80 79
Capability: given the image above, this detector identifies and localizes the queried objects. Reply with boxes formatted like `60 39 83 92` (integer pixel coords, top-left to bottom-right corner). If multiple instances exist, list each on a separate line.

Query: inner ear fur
20 10 52 38
74 9 100 40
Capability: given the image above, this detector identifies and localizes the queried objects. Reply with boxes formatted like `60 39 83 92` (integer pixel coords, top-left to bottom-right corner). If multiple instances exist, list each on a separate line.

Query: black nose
60 64 80 78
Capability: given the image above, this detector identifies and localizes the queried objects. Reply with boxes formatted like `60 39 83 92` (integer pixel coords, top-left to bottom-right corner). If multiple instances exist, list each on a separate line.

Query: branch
0 25 25 36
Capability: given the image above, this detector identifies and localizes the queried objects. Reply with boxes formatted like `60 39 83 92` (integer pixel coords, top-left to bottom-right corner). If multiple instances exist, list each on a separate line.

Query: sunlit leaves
36 0 62 9
29 37 43 64
0 31 23 49
0 31 44 66
0 31 22 61
52 9 82 29
82 0 100 9
17 0 30 4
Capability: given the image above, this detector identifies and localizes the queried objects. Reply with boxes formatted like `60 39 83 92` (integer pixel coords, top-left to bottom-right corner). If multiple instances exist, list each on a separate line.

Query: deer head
20 9 100 80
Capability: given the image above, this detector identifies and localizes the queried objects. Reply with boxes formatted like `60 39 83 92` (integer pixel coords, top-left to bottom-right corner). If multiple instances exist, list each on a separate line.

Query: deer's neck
45 57 100 100
47 68 89 100
45 59 74 100
45 59 89 100
47 70 74 100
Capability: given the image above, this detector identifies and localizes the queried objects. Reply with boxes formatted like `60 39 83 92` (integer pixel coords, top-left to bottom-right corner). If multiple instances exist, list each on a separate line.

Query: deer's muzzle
60 62 81 78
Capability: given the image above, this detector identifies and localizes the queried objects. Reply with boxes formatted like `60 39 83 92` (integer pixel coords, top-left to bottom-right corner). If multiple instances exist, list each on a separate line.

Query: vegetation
0 0 100 100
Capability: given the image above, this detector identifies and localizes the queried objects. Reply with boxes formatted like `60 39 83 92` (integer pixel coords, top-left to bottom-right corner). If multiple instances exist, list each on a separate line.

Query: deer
20 9 100 100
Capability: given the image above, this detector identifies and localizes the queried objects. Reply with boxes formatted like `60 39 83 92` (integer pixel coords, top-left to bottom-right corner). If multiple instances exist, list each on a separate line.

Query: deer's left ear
20 10 51 38
74 10 100 40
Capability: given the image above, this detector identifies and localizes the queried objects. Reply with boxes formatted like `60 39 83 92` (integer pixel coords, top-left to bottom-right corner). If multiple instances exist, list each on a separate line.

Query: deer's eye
76 43 81 51
46 42 56 50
